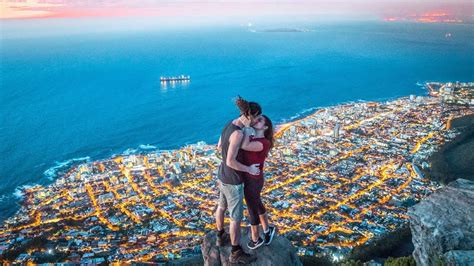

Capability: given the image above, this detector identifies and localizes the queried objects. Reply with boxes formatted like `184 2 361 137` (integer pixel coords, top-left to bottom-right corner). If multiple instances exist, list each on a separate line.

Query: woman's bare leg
259 213 269 232
250 225 259 242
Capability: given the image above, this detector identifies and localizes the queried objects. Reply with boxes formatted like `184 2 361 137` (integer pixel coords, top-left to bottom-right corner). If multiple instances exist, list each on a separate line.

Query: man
215 96 261 263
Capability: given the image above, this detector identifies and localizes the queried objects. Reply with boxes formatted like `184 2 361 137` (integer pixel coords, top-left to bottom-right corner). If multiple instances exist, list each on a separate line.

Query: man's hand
248 164 260 175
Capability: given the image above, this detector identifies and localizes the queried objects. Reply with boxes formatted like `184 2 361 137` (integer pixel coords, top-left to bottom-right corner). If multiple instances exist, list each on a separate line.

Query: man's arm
226 130 260 175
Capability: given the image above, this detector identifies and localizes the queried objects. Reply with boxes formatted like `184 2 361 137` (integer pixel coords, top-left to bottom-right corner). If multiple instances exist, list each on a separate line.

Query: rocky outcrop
201 227 302 266
408 178 474 266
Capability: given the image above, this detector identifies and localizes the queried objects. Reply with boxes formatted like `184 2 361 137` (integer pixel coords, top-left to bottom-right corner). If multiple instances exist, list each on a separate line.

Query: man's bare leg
229 220 241 246
215 207 225 231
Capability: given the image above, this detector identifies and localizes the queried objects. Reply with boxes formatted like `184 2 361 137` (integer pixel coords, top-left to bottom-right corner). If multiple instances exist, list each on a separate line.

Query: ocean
1 19 473 221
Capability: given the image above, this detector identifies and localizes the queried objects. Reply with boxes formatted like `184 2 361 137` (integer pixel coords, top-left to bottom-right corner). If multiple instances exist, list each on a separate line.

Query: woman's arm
241 129 264 152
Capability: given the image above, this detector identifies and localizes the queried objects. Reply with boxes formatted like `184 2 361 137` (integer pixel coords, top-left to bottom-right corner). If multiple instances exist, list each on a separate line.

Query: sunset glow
1 1 60 19
1 0 472 22
384 11 465 23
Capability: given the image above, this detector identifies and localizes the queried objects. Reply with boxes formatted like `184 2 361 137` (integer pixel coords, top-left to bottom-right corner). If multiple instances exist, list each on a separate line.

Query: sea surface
1 19 473 221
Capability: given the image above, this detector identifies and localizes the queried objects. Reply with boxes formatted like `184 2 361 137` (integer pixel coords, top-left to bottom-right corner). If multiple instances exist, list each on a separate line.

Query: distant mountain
257 28 313 33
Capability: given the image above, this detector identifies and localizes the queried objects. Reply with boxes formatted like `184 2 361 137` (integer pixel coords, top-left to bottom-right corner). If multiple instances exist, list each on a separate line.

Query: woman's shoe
247 237 264 250
264 226 276 245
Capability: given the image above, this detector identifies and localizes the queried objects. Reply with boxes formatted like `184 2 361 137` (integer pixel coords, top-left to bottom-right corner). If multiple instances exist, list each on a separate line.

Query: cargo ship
160 75 190 82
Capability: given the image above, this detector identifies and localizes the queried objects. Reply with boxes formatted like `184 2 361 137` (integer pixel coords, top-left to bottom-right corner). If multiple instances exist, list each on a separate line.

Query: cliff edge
201 227 302 266
408 178 474 266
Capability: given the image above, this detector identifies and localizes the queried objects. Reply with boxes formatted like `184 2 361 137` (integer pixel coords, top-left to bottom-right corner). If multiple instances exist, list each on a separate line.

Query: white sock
264 228 269 234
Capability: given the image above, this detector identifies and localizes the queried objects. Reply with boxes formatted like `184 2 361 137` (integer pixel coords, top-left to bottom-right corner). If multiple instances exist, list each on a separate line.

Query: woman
240 114 277 249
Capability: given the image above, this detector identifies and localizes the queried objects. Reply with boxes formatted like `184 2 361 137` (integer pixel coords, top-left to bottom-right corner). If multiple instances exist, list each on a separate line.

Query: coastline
0 85 429 230
3 95 417 209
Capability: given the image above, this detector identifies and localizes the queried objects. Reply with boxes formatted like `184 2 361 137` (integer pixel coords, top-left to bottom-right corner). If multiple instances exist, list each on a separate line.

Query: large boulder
408 178 474 266
201 227 302 266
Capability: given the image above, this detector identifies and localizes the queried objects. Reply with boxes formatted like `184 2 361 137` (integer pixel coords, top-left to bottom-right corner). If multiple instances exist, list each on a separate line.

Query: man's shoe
216 231 230 247
247 237 264 250
229 248 257 264
264 226 276 246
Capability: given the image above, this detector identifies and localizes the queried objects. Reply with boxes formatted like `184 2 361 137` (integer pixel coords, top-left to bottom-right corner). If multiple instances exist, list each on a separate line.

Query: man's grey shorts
217 180 244 222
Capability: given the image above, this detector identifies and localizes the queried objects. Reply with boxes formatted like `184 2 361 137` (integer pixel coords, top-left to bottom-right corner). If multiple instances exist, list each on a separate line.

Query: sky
0 0 472 22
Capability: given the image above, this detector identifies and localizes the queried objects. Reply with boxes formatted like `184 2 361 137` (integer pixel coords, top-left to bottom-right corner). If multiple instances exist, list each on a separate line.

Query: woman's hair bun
235 95 250 115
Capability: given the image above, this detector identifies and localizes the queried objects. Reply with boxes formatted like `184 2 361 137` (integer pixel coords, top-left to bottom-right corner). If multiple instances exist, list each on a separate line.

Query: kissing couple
215 96 277 264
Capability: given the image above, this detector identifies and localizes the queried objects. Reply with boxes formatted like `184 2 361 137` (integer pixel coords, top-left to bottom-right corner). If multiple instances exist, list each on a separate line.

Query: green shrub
384 256 416 266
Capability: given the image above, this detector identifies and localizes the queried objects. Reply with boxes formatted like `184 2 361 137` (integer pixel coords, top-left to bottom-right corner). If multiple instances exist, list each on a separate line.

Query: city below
1 82 473 264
